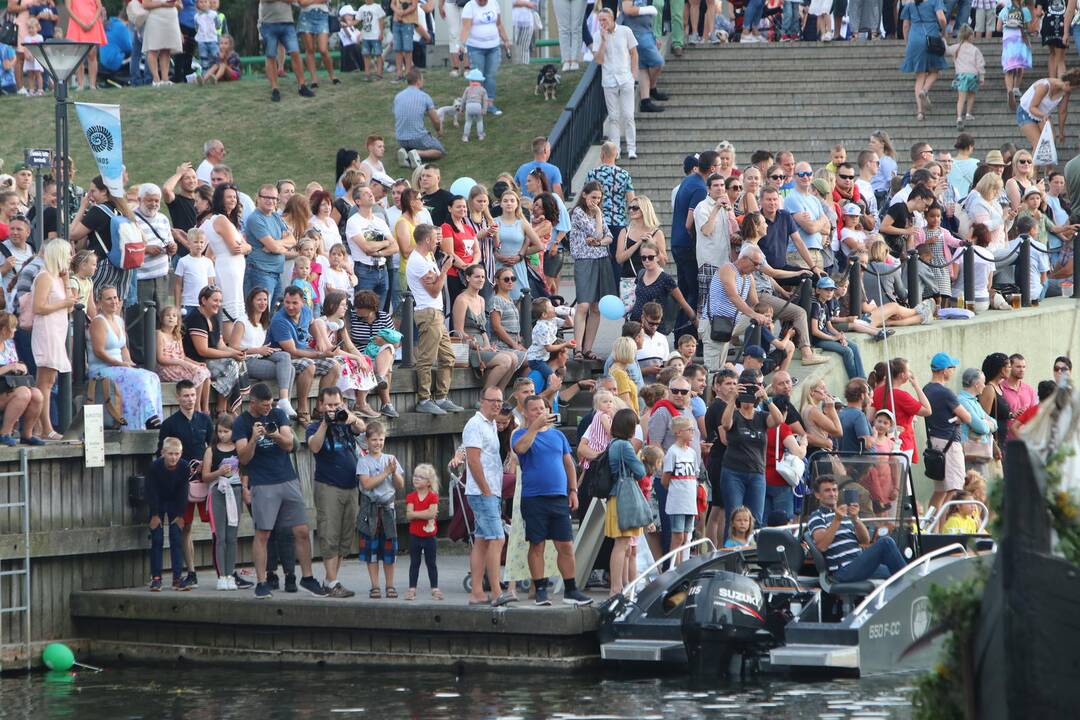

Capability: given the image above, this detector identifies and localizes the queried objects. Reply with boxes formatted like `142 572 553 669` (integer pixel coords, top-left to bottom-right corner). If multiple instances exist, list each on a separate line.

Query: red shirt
406 490 439 537
873 384 922 464
440 222 479 277
765 422 794 487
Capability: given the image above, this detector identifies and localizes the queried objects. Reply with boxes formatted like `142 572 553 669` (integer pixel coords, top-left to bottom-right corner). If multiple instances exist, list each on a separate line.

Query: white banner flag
74 102 125 197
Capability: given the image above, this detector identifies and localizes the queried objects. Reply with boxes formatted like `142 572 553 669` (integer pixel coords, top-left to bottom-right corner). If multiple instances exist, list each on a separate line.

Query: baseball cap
338 4 356 15
873 408 896 424
930 352 960 371
744 345 767 360
372 172 394 189
683 154 700 174
811 178 832 196
842 203 861 216
12 163 29 174
816 276 837 290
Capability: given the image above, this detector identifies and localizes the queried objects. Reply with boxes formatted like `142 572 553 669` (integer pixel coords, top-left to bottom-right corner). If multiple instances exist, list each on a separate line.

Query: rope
861 262 905 277
917 256 955 270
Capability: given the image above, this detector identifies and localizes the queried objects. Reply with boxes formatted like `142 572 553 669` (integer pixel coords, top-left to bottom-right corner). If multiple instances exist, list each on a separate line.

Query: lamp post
24 40 95 241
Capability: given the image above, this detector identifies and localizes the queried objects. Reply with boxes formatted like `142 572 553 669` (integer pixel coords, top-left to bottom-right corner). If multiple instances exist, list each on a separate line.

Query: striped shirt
348 308 395 350
807 507 861 573
702 264 752 321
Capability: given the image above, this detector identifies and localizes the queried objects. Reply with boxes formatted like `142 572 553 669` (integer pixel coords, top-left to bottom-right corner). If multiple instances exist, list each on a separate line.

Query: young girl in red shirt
405 463 442 600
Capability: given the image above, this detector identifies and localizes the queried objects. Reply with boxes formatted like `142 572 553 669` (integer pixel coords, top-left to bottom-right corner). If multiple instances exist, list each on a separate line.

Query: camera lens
264 421 278 434
333 408 349 423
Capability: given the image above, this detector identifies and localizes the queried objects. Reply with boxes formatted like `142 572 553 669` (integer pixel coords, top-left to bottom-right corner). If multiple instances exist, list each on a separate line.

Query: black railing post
1018 237 1032 307
963 244 975 310
1073 234 1080 299
847 261 863 316
399 290 415 367
141 300 157 372
798 276 813 322
519 287 533 349
905 251 921 308
71 305 87 390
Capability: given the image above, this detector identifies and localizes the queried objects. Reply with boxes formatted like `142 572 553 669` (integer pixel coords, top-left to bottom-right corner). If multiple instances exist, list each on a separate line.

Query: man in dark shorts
511 396 593 606
234 382 328 599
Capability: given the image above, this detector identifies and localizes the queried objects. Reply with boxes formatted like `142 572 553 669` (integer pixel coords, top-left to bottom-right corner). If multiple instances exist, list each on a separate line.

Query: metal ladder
0 449 31 672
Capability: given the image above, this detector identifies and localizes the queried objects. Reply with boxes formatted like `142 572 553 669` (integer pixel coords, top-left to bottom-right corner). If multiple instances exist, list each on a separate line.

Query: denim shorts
669 513 696 533
297 7 330 34
361 39 383 56
262 21 300 57
392 21 415 53
1016 104 1038 127
633 30 664 68
467 494 504 540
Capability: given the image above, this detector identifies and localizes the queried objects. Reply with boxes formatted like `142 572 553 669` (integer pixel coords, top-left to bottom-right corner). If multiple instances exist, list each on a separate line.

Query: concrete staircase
621 39 1071 226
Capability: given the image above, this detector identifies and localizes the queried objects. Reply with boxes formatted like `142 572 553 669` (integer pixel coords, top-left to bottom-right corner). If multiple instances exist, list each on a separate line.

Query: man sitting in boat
808 476 907 583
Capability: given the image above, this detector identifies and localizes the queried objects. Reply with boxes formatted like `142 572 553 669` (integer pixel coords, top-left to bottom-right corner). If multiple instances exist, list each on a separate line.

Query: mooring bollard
905 251 921 310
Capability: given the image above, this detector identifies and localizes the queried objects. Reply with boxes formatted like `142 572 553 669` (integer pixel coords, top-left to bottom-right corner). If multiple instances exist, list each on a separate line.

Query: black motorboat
598 451 993 676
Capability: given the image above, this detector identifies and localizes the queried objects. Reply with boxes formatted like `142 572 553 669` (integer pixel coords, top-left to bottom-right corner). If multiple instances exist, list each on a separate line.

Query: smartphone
547 413 561 426
842 488 860 506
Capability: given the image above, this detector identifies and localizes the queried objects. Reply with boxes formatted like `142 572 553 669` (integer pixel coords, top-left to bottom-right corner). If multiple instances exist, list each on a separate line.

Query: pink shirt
1001 380 1036 427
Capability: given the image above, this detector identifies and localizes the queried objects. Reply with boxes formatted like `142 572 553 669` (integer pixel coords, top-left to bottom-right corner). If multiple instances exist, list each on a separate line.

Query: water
1 666 917 719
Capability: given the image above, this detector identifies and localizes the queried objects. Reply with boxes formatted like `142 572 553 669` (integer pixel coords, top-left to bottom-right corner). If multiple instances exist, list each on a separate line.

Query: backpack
582 448 614 499
95 204 145 270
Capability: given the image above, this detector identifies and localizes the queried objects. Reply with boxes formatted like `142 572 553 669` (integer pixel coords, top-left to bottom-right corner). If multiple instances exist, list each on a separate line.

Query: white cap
338 4 356 15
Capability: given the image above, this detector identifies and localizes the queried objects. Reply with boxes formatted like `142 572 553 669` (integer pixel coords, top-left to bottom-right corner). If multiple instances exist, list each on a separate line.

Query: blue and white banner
74 102 124 198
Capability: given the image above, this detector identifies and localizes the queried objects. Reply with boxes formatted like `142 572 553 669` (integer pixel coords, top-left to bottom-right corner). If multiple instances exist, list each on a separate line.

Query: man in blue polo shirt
671 150 719 327
512 395 593 606
808 475 905 583
244 183 297 309
266 286 340 424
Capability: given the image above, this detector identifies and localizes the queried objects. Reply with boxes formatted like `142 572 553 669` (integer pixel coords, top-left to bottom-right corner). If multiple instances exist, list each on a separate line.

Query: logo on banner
86 125 115 154
74 102 124 198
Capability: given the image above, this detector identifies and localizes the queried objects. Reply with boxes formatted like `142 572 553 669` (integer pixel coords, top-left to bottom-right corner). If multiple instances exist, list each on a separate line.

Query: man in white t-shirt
405 223 463 415
345 184 395 309
636 301 669 382
592 9 639 159
133 183 177 313
196 139 225 186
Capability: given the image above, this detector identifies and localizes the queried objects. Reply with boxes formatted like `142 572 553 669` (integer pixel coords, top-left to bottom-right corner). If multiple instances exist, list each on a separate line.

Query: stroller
447 459 526 593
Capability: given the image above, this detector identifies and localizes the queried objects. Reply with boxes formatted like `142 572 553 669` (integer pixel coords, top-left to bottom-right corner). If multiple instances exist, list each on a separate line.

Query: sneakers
492 591 518 607
299 576 330 597
407 149 422 168
397 147 410 168
873 329 895 341
216 576 230 591
172 577 191 592
956 118 964 131
327 582 356 598
435 397 465 413
183 571 198 588
563 588 594 606
964 112 975 120
915 299 934 324
267 571 281 590
627 151 637 159
149 576 162 592
534 585 552 606
233 573 254 589
561 61 571 72
416 399 447 415
284 573 298 593
277 398 298 420
226 575 238 591
462 135 469 143
688 33 703 44
488 105 503 116
299 84 316 98
639 99 664 113
254 582 273 599
380 402 399 418
271 88 281 102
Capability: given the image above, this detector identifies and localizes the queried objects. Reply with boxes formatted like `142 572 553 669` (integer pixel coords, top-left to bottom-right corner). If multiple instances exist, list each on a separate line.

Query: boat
598 451 994 677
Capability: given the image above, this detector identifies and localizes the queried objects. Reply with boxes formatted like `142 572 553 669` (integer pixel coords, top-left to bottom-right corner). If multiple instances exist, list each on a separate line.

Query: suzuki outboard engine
680 570 767 677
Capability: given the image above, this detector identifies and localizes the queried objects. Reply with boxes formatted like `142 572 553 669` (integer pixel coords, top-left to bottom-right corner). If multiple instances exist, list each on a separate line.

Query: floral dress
87 316 163 429
157 333 211 387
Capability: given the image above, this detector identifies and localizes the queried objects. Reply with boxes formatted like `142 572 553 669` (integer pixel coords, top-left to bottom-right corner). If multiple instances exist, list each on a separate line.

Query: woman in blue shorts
298 2 340 88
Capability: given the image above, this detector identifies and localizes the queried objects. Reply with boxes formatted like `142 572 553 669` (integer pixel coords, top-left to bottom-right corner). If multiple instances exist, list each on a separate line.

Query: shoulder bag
582 447 614 499
922 424 957 482
615 451 652 531
706 269 745 343
774 426 805 488
0 11 17 47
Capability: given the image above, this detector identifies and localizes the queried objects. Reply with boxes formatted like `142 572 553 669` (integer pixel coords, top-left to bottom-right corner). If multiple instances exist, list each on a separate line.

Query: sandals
297 412 311 426
432 589 444 600
404 588 417 601
385 586 398 599
369 587 381 599
576 350 600 361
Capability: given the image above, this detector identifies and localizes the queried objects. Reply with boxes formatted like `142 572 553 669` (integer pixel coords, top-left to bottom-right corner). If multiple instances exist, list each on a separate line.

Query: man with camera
306 387 366 598
234 382 329 599
808 475 906 583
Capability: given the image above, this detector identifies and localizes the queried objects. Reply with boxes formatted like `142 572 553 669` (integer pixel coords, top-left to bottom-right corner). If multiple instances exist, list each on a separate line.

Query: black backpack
582 449 614 499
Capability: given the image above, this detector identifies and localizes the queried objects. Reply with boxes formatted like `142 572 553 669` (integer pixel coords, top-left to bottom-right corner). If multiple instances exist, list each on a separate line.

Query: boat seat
757 529 803 573
803 533 877 598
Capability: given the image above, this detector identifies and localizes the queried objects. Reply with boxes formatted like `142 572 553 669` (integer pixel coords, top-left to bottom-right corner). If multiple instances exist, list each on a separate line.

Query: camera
262 420 279 435
331 408 350 423
736 384 757 405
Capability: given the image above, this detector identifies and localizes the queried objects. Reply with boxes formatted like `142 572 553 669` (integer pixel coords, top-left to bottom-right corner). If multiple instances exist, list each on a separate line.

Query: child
356 421 405 598
917 204 961 303
862 408 901 513
839 203 868 261
1008 215 1050 302
526 297 572 384
998 0 1034 107
337 5 363 73
640 443 664 569
0 42 16 96
157 306 212 412
942 491 982 534
201 413 242 590
405 462 442 600
194 0 219 76
724 505 756 548
1016 186 1052 246
947 27 986 130
662 416 700 566
460 68 489 143
147 437 190 592
292 256 318 312
21 18 44 96
809 276 865 379
825 144 846 174
676 334 697 365
318 243 356 301
741 302 797 372
357 0 386 81
174 228 215 316
202 34 241 84
68 249 98 318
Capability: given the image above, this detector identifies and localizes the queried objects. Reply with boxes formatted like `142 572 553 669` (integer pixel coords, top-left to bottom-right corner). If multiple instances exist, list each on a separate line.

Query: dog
535 64 561 101
435 98 463 128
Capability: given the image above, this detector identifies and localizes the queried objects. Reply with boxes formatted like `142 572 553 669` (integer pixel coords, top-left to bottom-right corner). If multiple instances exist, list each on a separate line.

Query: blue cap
465 69 485 82
930 352 960 371
816 276 837 290
744 345 767 360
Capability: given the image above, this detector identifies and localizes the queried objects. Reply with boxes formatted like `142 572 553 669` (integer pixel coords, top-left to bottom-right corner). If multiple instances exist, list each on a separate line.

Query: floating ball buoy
42 643 75 672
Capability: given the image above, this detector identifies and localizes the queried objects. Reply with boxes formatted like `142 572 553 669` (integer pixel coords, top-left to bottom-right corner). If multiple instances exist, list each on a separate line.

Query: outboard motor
680 570 767 677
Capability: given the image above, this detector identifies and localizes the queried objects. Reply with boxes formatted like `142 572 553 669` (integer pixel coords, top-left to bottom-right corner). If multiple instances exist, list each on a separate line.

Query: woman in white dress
141 0 184 87
199 184 250 337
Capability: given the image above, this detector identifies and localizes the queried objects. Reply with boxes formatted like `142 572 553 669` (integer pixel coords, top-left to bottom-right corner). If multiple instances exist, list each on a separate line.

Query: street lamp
24 40 95 241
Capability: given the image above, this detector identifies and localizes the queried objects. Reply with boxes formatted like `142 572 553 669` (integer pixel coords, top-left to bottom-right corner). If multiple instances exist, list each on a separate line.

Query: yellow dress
611 365 638 415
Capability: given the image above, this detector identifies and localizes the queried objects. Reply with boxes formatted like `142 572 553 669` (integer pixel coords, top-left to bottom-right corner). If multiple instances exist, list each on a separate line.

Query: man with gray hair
592 9 639 159
699 244 770 370
132 183 177 318
197 139 226 185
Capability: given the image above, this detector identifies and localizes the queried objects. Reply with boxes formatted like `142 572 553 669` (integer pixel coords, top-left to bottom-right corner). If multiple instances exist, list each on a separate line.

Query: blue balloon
598 294 625 321
449 177 477 197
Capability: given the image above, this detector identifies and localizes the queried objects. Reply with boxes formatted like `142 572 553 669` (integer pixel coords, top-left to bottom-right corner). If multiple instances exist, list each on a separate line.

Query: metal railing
547 63 606 198
852 542 969 615
623 537 717 603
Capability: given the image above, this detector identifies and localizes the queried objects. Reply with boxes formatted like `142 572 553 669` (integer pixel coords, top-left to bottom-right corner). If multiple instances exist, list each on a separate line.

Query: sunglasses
641 254 657 261
670 387 690 395
629 205 641 211
1055 365 1070 372
1018 159 1033 165
729 185 743 191
499 276 514 283
795 171 813 178
769 174 785 180
838 174 855 180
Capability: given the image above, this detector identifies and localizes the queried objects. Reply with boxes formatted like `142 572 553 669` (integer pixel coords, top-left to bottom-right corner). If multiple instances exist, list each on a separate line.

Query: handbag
774 426 805 489
0 372 34 392
962 436 993 462
449 336 471 367
0 13 18 47
926 35 946 56
615 456 652 531
705 269 745 343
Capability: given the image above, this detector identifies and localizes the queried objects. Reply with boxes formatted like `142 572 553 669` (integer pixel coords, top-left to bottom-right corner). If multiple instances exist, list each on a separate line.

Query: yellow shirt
612 365 638 416
395 215 417 286
942 514 980 534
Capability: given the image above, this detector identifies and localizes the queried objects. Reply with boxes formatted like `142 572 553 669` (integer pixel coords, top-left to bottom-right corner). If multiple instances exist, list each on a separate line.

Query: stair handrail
547 63 605 197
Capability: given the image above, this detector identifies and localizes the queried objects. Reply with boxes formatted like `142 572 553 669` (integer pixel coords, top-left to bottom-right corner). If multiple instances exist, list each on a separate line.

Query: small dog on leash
435 98 463 128
535 64 561 101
